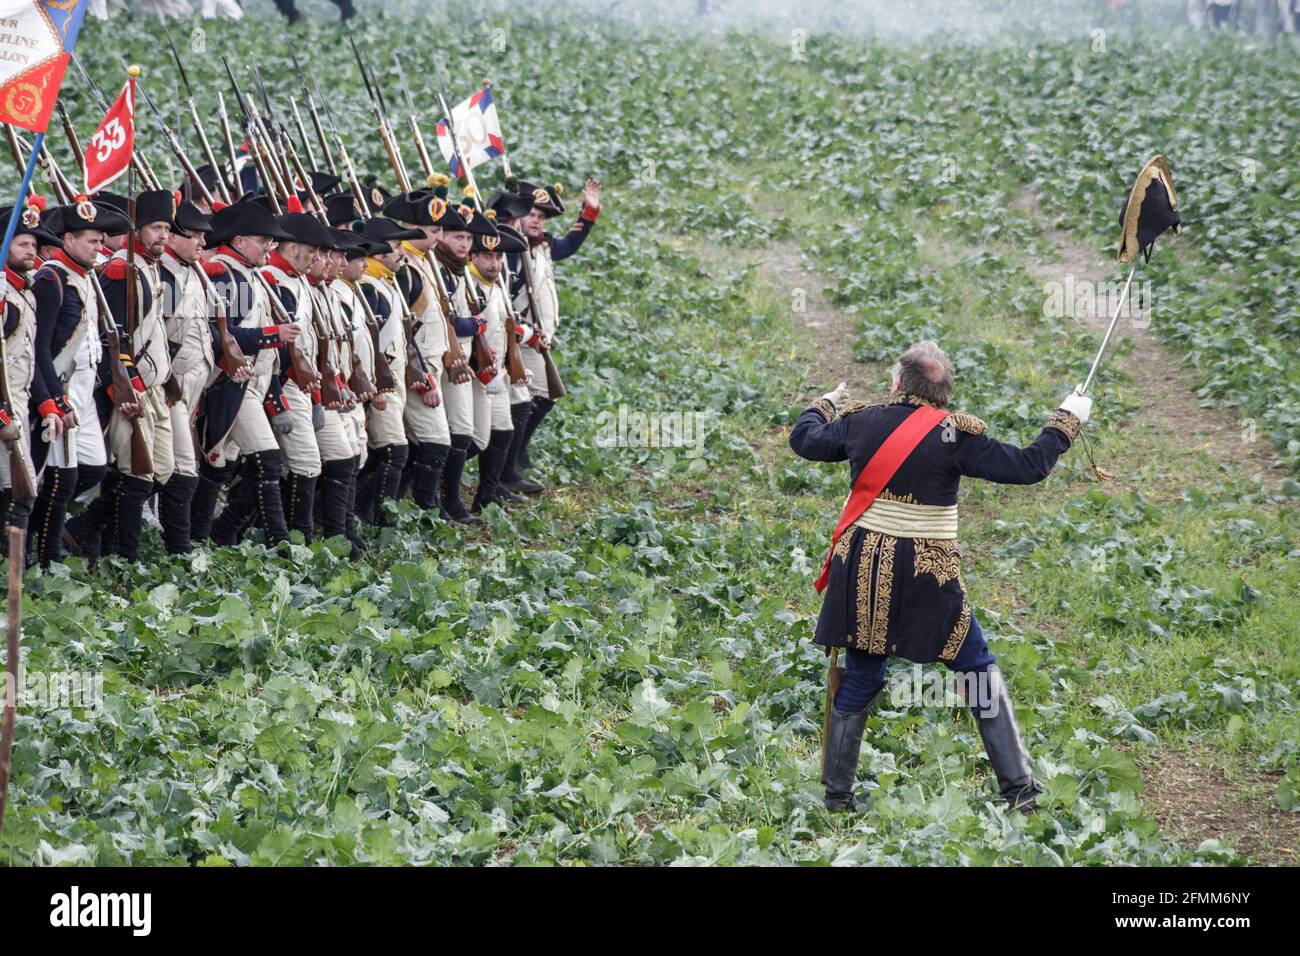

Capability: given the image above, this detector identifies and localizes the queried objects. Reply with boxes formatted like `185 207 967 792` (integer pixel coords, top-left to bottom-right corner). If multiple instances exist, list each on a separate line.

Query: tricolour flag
83 74 135 196
435 86 506 179
0 1 89 133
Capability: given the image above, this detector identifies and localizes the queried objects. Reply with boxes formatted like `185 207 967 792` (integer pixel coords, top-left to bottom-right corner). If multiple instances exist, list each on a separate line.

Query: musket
215 92 243 200
221 56 287 210
291 49 335 177
132 72 251 377
288 100 319 175
349 48 469 385
249 58 295 191
433 66 527 388
162 19 234 204
512 235 566 399
394 54 436 182
122 182 153 476
347 31 410 193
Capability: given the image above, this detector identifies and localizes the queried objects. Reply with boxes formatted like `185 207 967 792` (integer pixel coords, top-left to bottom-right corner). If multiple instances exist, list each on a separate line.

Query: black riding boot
472 429 514 513
213 451 290 546
159 474 199 554
111 475 156 562
440 435 482 525
29 466 79 567
969 667 1043 814
407 442 447 512
283 472 318 543
501 400 543 494
63 468 120 561
319 458 360 557
517 396 554 473
822 687 885 811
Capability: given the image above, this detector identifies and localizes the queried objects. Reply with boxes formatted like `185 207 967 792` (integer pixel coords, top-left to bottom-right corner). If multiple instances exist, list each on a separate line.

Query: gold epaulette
836 400 870 418
945 412 986 435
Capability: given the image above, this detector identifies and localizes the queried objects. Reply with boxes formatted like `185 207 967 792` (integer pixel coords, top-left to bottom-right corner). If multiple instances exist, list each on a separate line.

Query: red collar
528 233 547 249
4 266 26 290
268 251 299 277
217 245 253 267
52 248 89 276
133 239 157 263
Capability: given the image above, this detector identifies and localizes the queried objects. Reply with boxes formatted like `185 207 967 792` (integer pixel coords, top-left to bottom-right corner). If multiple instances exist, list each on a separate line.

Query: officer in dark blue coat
789 340 1092 813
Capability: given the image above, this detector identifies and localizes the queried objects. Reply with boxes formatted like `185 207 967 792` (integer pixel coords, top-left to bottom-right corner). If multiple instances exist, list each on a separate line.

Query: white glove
821 381 849 408
1059 384 1092 425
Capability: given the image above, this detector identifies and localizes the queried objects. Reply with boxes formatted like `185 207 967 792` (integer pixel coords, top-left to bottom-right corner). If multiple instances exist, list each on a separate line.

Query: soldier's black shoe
501 476 545 495
320 458 361 559
63 469 120 562
409 442 448 512
517 397 555 473
968 666 1043 815
822 688 884 811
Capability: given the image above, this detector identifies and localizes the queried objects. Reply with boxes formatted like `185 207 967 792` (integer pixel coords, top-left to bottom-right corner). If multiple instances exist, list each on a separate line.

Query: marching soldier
260 212 331 541
65 190 178 562
383 190 479 522
0 198 59 534
507 178 601 491
789 341 1092 814
429 191 499 521
195 201 300 546
27 198 132 567
306 231 365 555
354 215 431 521
155 200 224 554
488 190 543 496
465 221 529 511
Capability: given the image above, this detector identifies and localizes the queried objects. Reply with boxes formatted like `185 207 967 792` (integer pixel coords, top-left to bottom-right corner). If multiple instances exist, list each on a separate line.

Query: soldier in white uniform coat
465 223 531 511
65 190 177 562
0 199 59 536
196 201 301 547
504 178 601 492
154 200 224 553
27 200 132 566
383 191 481 522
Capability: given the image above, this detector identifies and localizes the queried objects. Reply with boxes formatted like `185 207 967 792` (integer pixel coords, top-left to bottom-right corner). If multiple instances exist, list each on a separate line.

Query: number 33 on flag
84 70 136 196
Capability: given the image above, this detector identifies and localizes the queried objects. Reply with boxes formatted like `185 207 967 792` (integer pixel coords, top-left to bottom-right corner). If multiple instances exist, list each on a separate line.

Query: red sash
813 405 949 593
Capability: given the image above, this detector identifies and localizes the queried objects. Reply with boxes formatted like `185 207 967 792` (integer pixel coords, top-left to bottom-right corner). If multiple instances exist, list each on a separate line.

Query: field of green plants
0 1 1295 865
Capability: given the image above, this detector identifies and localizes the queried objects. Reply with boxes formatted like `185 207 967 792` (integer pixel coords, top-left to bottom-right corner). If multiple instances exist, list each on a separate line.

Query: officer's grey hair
892 341 955 407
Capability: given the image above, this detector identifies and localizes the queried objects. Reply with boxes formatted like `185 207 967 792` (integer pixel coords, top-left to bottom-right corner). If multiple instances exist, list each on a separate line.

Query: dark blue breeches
832 614 998 713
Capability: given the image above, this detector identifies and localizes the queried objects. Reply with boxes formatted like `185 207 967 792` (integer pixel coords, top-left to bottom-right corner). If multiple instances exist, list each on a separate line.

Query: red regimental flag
84 76 135 196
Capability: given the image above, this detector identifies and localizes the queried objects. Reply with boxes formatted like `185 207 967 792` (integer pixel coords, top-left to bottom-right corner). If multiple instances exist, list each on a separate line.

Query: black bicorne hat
0 201 60 248
471 222 526 255
453 199 498 237
207 198 295 246
277 212 337 250
487 190 533 222
173 200 213 236
1118 155 1180 263
49 200 133 237
323 192 361 227
516 179 564 217
358 217 424 244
